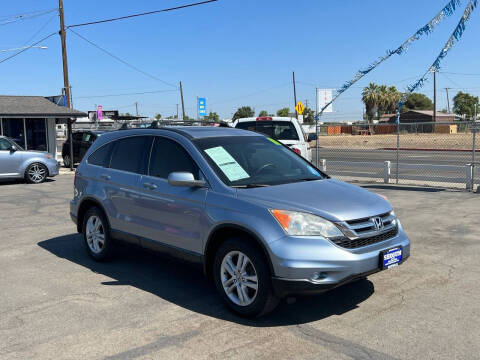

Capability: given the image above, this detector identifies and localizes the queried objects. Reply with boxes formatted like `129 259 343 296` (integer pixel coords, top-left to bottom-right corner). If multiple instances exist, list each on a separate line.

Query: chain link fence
312 121 479 191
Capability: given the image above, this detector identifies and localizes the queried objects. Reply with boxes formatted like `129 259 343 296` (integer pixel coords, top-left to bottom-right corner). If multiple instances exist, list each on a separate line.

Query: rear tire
63 154 71 168
213 237 279 317
82 207 114 261
25 163 48 184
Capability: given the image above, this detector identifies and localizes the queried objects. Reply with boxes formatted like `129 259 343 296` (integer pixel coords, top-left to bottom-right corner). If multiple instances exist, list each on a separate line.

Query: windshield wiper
232 184 270 188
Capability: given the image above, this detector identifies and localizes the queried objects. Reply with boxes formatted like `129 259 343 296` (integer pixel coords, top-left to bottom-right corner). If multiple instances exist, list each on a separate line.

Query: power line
67 0 218 28
68 28 178 88
0 9 57 27
0 31 57 65
75 89 177 99
209 82 291 106
440 71 480 76
22 13 57 46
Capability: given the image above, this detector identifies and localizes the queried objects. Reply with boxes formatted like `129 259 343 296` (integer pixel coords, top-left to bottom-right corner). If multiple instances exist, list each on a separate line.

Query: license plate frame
379 246 403 269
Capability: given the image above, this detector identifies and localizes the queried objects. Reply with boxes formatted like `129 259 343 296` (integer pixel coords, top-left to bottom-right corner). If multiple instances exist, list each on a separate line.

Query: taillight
256 117 272 121
291 147 301 155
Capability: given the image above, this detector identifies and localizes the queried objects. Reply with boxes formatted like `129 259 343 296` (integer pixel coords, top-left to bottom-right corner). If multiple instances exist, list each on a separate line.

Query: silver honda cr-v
70 127 410 317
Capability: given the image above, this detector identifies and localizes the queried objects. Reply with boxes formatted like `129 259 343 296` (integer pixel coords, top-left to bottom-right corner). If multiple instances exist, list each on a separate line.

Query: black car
62 130 106 167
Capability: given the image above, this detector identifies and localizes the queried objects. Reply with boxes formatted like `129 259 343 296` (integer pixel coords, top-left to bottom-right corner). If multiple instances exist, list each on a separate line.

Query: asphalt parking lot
1 175 479 359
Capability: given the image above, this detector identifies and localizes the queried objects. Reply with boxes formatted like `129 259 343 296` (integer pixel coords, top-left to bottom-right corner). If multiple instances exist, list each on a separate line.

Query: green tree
302 107 315 124
453 91 479 118
362 83 402 119
258 110 269 117
385 86 402 113
154 113 162 120
362 83 379 122
204 112 220 122
233 106 254 121
403 93 433 112
276 107 290 117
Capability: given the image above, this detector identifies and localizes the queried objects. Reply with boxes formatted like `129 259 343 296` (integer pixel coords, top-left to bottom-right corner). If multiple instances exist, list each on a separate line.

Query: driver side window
149 137 200 179
0 138 12 150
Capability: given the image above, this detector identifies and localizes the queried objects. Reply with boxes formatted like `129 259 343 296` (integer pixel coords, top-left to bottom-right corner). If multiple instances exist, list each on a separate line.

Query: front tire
82 207 114 261
213 238 279 317
25 163 48 184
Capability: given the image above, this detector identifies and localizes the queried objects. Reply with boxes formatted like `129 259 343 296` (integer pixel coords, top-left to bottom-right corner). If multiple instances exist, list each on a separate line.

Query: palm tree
386 86 402 113
377 85 389 117
362 83 379 122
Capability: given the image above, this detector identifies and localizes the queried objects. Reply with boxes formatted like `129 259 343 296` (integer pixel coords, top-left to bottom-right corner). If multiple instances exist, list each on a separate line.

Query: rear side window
149 137 199 179
110 136 152 174
0 138 11 150
87 142 114 167
236 121 299 141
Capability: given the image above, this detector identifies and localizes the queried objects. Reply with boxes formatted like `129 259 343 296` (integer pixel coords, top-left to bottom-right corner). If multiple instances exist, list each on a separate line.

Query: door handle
143 182 157 190
100 174 111 181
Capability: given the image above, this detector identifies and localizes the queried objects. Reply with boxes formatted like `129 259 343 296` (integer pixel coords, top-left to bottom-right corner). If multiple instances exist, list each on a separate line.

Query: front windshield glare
194 136 325 187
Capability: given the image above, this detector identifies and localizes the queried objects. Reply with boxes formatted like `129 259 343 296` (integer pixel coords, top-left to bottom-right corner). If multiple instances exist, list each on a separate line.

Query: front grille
331 226 398 249
345 211 392 234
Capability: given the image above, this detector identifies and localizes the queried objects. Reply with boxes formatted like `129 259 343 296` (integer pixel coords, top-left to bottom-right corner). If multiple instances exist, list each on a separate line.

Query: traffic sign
295 101 305 115
198 97 207 117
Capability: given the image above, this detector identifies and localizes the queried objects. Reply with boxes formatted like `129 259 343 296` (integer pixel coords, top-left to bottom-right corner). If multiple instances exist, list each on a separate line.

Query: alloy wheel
28 164 46 183
220 251 258 306
85 215 105 254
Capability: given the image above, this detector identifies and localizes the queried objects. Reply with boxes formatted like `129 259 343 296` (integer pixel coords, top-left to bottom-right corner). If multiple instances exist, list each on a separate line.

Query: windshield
194 136 325 187
235 121 300 141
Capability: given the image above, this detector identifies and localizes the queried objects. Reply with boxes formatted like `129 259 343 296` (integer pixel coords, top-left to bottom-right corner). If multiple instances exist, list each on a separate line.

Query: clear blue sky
1 0 479 121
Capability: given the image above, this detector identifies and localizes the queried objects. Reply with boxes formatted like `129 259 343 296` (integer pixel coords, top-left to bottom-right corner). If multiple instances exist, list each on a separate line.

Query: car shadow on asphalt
0 178 55 186
38 234 375 327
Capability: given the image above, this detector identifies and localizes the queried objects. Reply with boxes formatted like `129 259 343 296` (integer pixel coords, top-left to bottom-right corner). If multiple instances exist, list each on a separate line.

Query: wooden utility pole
59 0 74 171
179 81 186 120
292 71 298 118
433 70 437 122
445 87 451 113
59 0 71 108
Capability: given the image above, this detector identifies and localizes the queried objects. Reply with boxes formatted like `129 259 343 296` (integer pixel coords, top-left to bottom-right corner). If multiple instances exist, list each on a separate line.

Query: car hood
236 179 392 222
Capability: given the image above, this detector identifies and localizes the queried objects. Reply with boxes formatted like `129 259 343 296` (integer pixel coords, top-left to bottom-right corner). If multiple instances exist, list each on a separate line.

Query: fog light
311 272 327 281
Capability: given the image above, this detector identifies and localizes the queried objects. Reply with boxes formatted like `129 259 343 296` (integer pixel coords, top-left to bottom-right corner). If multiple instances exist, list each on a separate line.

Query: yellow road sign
295 101 305 115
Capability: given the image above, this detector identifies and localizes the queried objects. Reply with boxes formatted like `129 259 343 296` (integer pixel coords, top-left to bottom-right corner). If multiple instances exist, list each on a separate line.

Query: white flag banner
317 89 333 113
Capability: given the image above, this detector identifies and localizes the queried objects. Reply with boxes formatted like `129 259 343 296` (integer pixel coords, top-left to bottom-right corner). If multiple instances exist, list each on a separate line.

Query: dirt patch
312 133 478 150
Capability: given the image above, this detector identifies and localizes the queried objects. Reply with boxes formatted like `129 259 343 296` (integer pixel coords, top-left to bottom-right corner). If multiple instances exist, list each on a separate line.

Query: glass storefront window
1 118 25 149
26 118 47 151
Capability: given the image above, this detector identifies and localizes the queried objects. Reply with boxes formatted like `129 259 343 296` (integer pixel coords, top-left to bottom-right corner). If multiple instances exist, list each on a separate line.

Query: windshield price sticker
204 146 250 182
268 138 281 145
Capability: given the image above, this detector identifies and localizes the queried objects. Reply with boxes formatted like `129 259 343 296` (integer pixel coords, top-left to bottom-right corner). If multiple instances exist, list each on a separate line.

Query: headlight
270 209 344 238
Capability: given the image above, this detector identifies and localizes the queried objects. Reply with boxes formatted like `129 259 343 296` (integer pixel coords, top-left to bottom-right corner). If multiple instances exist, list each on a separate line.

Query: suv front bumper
267 227 410 297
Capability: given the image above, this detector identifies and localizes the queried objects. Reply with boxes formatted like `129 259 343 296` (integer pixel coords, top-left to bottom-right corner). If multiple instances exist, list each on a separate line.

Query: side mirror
168 172 206 188
10 145 18 152
307 133 317 142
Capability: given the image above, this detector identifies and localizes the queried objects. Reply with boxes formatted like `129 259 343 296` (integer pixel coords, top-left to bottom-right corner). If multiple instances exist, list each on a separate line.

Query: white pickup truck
233 116 314 162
